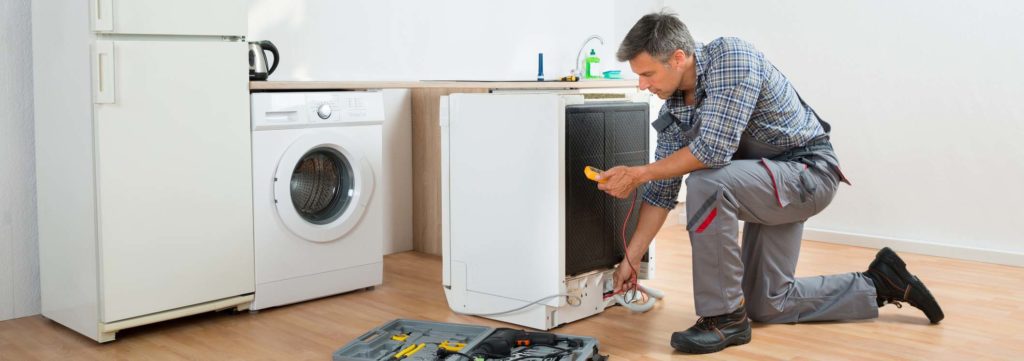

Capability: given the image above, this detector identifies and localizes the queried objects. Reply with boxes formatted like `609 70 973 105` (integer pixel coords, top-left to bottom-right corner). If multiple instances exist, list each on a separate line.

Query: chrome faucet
574 35 605 79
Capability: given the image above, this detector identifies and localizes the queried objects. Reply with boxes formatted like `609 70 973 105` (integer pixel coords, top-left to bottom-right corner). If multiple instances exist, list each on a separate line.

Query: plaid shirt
643 37 828 210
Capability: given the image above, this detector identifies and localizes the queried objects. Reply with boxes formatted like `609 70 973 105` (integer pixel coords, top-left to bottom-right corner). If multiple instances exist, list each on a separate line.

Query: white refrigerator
32 0 254 342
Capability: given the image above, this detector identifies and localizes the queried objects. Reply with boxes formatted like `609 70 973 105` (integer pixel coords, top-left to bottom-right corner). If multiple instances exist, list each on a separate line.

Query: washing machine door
273 132 375 243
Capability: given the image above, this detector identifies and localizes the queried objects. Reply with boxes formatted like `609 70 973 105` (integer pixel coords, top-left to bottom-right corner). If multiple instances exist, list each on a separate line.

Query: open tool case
334 319 607 361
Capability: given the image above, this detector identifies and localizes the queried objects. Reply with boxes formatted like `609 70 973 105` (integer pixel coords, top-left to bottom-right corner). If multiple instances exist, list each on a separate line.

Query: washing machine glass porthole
289 147 355 225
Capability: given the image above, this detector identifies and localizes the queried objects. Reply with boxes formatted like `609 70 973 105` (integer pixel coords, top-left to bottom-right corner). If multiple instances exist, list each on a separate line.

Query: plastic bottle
585 49 601 79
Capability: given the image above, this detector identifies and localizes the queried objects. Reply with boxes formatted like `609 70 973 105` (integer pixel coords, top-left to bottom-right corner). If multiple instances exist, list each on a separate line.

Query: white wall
1 0 41 321
248 0 663 81
667 0 1024 265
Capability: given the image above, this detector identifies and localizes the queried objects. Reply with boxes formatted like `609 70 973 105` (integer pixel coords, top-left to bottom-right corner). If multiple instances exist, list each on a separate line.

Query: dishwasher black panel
564 102 649 277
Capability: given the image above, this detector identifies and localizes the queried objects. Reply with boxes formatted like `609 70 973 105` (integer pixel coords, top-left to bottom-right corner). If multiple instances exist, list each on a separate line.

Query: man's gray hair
616 10 695 63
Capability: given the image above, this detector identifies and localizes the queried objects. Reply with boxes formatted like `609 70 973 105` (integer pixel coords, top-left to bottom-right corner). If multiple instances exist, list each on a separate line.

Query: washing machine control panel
250 91 385 130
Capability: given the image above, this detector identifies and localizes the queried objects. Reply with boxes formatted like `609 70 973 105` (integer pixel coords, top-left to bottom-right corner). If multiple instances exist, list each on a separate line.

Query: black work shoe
670 306 751 354
865 247 945 323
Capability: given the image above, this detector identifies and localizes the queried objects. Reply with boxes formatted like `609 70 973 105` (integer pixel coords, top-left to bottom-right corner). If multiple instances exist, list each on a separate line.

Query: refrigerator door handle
93 41 115 104
92 0 113 32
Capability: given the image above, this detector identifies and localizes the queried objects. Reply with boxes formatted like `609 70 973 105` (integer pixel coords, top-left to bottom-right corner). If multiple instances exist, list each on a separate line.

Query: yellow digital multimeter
584 166 605 183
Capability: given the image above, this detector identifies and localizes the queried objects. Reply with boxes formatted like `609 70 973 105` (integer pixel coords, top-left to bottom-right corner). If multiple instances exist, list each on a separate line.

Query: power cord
450 294 582 317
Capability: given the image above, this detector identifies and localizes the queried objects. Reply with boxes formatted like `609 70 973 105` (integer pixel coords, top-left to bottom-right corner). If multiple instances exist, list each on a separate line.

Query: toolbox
333 319 607 361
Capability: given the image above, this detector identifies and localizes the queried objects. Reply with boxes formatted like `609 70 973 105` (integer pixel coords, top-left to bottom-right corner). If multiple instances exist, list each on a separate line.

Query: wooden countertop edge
249 80 639 91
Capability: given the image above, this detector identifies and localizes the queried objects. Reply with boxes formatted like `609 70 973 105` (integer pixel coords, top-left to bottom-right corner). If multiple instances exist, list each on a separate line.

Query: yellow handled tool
394 343 425 359
393 344 416 359
584 166 605 183
439 340 466 352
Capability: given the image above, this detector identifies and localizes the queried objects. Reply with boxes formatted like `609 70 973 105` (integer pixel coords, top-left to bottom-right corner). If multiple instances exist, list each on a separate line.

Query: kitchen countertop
249 79 638 90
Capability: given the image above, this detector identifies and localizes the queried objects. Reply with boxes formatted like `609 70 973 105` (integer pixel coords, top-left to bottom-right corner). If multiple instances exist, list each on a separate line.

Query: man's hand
612 258 639 294
596 166 648 199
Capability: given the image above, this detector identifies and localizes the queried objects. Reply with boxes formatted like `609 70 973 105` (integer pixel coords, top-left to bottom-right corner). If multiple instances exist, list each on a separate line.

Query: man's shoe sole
670 328 752 354
876 247 945 324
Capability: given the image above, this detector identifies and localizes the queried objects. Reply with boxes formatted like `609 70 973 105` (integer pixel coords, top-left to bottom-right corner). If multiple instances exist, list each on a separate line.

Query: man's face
629 51 684 100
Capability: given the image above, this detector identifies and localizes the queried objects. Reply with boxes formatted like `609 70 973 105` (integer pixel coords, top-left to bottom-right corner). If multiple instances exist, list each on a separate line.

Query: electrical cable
450 294 583 317
617 191 642 300
607 190 665 312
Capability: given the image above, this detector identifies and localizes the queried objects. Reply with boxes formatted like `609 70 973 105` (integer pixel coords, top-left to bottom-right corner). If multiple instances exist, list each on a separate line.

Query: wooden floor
3 211 1023 360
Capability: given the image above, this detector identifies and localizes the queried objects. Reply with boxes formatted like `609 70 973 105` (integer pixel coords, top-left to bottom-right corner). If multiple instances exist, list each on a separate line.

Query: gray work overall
653 109 878 323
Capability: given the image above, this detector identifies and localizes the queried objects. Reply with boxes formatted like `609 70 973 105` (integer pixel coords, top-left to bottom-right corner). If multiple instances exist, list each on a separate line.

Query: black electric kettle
249 40 279 81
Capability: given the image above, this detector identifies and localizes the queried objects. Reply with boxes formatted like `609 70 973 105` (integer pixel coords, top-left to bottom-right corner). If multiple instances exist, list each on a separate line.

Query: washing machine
250 91 384 310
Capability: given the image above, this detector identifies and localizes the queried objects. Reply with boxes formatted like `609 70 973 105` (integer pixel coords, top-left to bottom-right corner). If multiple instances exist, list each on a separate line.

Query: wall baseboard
804 228 1024 268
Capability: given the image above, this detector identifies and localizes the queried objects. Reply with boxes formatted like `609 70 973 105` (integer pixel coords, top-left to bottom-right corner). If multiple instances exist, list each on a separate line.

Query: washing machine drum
274 134 375 243
290 149 353 224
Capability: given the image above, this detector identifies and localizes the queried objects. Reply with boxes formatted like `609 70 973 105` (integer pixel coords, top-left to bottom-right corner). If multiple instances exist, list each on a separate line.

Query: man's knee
745 301 792 323
743 285 796 323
